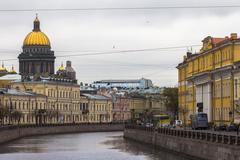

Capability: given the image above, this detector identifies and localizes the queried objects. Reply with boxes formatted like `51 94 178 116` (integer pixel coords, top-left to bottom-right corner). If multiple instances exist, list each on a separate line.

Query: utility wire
57 45 200 57
0 44 200 61
0 6 240 12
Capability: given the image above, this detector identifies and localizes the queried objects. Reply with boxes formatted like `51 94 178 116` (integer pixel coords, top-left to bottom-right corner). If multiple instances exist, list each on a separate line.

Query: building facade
0 88 49 125
81 94 113 123
112 95 131 122
11 81 81 124
177 33 240 125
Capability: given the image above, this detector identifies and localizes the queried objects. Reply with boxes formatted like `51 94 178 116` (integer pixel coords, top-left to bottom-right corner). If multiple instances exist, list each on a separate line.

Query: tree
46 110 58 123
11 110 23 125
162 87 178 120
0 107 9 125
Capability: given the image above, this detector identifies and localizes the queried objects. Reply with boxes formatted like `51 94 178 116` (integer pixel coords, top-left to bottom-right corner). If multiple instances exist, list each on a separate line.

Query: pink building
112 96 131 122
97 89 131 122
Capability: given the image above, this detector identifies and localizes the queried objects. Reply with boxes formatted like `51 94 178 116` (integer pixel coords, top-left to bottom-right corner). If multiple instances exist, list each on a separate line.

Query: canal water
0 132 195 160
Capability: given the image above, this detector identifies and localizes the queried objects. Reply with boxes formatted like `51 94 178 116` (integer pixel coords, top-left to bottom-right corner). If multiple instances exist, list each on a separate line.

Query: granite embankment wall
0 123 124 144
124 126 240 160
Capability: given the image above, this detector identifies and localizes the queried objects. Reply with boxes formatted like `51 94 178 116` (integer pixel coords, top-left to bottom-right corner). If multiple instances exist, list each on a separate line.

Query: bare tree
11 110 23 125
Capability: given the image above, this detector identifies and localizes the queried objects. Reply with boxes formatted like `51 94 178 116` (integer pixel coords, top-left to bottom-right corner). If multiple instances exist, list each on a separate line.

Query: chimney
230 33 237 40
187 52 192 58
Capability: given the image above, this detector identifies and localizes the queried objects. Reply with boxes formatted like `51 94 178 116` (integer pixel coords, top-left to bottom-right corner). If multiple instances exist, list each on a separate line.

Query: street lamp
229 111 233 124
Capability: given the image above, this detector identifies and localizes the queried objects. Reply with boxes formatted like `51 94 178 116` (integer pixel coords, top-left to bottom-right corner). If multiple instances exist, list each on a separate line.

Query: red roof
212 37 228 45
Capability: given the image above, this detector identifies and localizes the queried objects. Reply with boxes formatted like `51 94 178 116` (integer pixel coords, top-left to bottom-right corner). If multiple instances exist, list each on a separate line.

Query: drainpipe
231 41 235 124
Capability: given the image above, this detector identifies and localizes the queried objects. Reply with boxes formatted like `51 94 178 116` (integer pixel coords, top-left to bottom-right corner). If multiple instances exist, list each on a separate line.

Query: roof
94 78 148 83
0 74 21 81
212 37 227 45
0 88 45 97
80 86 96 91
13 80 80 87
81 93 110 100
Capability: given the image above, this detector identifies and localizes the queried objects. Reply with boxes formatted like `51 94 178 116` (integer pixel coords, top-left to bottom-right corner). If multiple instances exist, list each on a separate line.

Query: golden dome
58 63 65 71
23 31 50 46
0 63 7 71
9 65 17 74
23 15 50 46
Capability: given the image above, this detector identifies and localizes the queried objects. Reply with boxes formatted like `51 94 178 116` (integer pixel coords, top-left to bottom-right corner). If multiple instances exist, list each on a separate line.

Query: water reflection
103 135 196 160
0 132 197 160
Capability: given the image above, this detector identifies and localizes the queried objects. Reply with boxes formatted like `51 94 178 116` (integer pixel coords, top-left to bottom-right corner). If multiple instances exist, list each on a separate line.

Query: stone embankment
0 123 124 144
124 125 240 160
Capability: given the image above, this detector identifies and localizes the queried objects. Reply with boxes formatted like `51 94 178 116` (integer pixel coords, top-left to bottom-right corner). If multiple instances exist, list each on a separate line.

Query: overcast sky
1 0 240 86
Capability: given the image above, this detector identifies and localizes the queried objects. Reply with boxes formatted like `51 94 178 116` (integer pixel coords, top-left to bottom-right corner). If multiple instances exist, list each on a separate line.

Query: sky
1 0 240 87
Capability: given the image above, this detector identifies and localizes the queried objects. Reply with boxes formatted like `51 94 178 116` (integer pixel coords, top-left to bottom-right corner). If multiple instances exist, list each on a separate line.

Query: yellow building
0 81 113 125
11 81 82 124
177 33 240 125
0 88 49 125
81 94 112 123
128 94 167 121
129 97 146 119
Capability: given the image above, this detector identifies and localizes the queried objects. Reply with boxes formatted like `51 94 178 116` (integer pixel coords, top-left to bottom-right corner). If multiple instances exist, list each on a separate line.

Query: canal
0 132 195 160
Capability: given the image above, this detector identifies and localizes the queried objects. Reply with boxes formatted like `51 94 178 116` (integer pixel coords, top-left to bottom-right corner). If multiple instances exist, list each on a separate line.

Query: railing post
228 136 231 145
221 135 224 144
235 136 239 145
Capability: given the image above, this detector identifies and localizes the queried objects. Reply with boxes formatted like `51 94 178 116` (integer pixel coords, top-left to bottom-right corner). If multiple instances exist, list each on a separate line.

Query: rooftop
94 78 150 83
81 93 110 100
0 88 45 97
0 74 21 81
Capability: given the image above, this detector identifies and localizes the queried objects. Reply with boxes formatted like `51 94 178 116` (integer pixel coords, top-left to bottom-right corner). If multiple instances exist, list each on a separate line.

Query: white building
92 78 153 89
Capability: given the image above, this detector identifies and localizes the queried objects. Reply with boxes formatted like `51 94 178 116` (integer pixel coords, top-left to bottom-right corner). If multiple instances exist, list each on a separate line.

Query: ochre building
177 33 240 125
81 94 113 123
11 81 81 124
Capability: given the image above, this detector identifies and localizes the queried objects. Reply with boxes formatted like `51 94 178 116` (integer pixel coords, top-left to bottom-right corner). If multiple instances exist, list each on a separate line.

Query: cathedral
18 15 76 82
18 15 55 79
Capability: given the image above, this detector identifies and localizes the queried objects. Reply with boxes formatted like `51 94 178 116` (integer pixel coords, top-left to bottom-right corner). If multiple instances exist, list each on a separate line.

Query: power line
57 44 201 57
0 6 240 12
0 44 200 61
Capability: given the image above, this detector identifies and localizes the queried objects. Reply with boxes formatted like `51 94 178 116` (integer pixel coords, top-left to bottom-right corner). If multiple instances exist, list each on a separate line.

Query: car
226 124 239 132
173 120 183 128
175 120 183 126
145 123 153 127
214 124 227 131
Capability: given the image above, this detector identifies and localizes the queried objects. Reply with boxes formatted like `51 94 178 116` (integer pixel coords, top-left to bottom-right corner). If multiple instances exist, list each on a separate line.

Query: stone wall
124 128 240 160
0 124 124 144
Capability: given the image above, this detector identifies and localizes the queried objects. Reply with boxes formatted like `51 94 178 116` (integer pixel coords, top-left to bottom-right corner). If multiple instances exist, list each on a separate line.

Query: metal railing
125 125 240 145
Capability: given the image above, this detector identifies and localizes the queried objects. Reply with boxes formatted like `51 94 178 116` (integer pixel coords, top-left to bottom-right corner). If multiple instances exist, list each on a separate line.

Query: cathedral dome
23 32 50 46
23 15 50 46
58 63 65 71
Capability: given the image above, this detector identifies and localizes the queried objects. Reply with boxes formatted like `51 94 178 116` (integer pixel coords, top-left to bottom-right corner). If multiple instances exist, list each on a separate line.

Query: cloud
1 0 240 86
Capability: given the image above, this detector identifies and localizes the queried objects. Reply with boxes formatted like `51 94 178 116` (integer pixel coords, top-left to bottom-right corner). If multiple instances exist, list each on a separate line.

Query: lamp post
229 111 233 124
